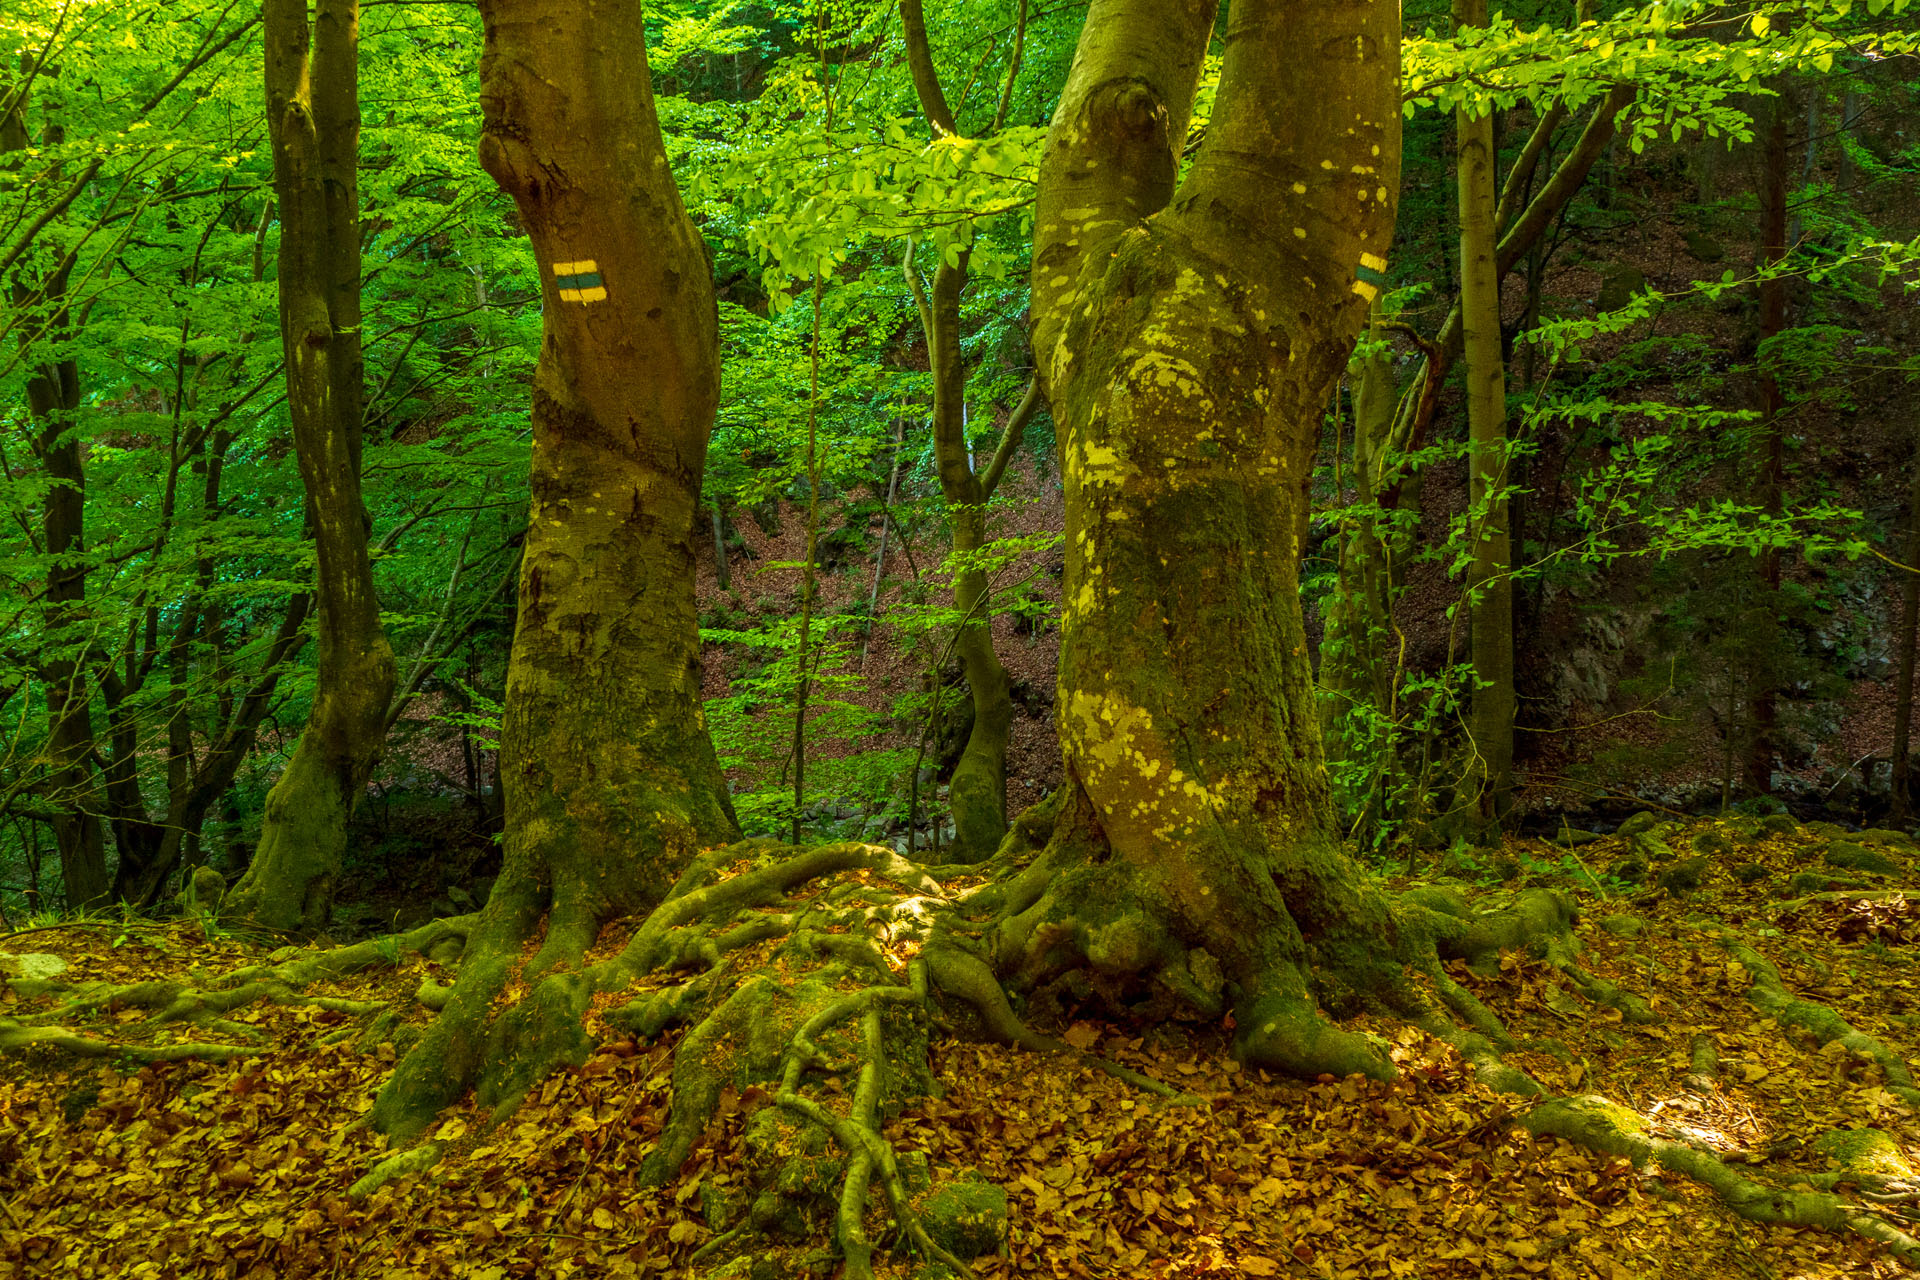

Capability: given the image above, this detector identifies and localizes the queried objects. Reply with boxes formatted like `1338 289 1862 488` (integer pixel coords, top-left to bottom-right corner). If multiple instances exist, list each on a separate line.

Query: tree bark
1024 0 1405 1079
225 0 396 933
1745 84 1793 796
1455 0 1514 832
3 64 110 909
896 5 1033 861
1320 301 1398 791
1387 83 1634 449
1892 442 1920 824
901 250 1016 861
371 0 738 1139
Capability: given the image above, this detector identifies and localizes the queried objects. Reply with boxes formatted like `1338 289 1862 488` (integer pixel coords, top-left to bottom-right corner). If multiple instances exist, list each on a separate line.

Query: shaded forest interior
2 1 1920 1277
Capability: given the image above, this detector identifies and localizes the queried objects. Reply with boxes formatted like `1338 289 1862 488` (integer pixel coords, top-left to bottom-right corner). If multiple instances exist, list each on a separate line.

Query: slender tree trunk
372 0 738 1140
710 501 730 592
225 0 395 933
1024 0 1406 1080
3 72 109 908
1387 84 1633 452
898 5 1027 861
1454 0 1513 832
26 309 105 909
1320 301 1397 787
1745 85 1793 796
1835 89 1860 192
1891 437 1920 824
905 251 1014 861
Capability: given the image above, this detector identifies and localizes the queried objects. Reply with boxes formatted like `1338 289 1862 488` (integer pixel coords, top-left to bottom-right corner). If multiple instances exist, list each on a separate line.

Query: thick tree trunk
1455 0 1514 831
225 0 396 932
371 0 738 1140
1023 0 1405 1080
26 315 107 910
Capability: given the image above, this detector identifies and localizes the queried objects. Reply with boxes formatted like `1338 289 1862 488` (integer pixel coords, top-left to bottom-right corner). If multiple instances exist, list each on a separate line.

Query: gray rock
1596 265 1648 313
1596 915 1647 939
1824 843 1900 876
923 1178 1008 1259
1690 829 1732 857
0 951 69 982
1683 229 1725 263
1607 857 1647 886
1616 811 1661 838
1732 862 1768 884
179 865 226 919
1550 827 1602 848
1656 855 1709 895
1760 813 1798 836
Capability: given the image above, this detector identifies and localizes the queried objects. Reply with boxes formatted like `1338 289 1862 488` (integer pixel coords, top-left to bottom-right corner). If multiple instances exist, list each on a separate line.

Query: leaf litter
0 817 1915 1278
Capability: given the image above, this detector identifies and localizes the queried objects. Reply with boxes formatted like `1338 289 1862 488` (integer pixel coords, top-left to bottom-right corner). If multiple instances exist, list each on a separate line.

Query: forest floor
1 817 1916 1280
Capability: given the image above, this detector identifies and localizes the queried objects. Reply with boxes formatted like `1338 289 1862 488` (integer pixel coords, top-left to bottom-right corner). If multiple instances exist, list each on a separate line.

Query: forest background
2 0 1919 912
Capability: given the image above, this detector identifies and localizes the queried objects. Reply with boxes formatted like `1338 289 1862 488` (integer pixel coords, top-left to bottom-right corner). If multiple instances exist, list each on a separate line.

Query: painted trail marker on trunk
1352 253 1388 303
553 259 606 304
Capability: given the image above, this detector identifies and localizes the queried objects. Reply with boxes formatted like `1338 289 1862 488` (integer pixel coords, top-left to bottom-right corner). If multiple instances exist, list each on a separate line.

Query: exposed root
1717 934 1920 1109
1524 1094 1920 1265
1558 961 1659 1025
1686 1033 1720 1093
923 941 1207 1105
1 914 476 1062
0 1017 260 1062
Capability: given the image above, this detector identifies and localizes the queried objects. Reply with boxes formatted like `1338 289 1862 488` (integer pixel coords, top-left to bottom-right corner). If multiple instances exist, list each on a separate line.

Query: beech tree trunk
225 0 395 933
22 275 106 909
3 67 110 908
371 0 738 1138
1027 0 1405 1079
1320 303 1399 807
898 1 1031 861
923 257 1014 860
1455 0 1514 831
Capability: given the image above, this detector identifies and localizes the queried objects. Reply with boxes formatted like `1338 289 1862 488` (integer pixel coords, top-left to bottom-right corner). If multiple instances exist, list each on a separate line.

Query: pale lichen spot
1294 227 1307 239
1320 159 1334 169
1291 181 1307 194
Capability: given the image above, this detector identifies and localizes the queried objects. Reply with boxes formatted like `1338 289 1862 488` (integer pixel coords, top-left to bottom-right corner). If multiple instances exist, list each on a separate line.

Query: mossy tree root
0 1018 262 1062
1524 1095 1920 1265
1719 935 1920 1109
2 914 476 1058
371 842 949 1146
760 961 976 1280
